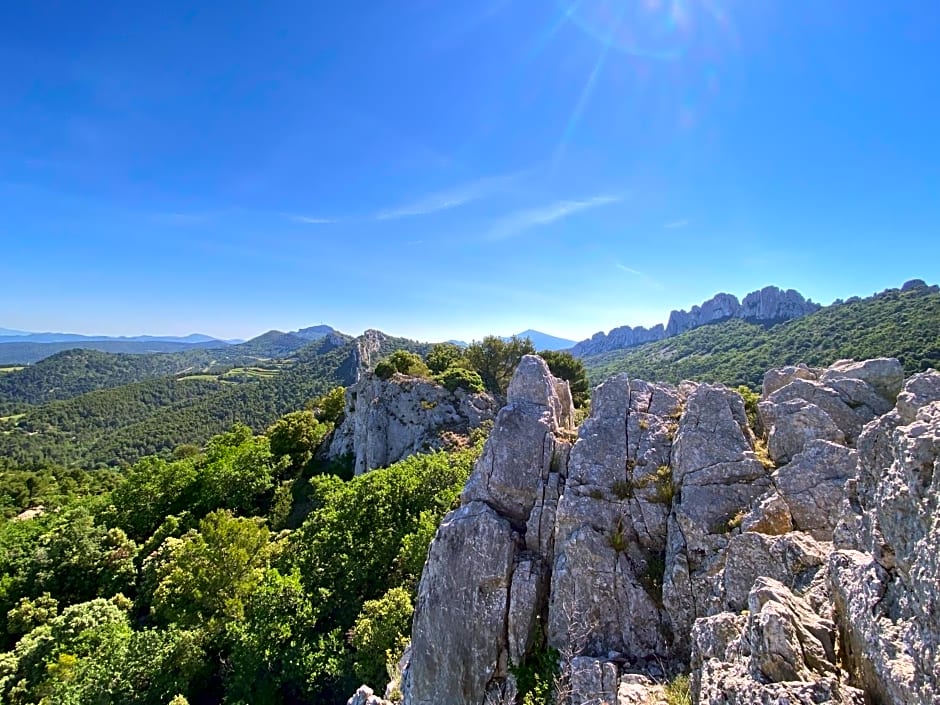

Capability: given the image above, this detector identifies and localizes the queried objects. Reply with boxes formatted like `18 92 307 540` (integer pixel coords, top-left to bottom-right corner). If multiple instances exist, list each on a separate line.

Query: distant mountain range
0 323 575 364
570 285 824 357
0 326 337 365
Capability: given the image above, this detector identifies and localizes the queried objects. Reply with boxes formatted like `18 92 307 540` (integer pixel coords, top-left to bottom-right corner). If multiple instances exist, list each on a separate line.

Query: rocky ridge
571 286 820 357
356 354 940 705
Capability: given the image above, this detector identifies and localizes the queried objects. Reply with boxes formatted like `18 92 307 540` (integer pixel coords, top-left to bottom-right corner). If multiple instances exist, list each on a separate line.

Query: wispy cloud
487 194 621 240
375 171 522 221
615 261 663 290
664 218 690 229
287 214 337 224
616 263 644 276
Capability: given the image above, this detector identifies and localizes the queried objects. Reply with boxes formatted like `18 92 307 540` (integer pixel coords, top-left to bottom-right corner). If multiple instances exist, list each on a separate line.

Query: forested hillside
0 332 423 468
0 415 486 704
0 330 349 409
582 285 940 388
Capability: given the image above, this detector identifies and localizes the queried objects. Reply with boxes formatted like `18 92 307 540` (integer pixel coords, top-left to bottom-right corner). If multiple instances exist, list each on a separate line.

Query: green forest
0 420 484 703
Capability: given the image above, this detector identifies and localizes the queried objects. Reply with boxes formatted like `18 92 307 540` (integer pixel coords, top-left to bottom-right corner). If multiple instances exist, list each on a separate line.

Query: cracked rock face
402 356 573 705
663 384 772 647
389 358 940 705
829 370 940 705
328 373 497 475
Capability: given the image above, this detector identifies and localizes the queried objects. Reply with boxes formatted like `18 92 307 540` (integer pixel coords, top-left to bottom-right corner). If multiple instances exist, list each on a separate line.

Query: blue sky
2 1 938 343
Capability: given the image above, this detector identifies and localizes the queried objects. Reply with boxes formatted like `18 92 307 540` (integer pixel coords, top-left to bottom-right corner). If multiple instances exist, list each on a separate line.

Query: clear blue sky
2 1 938 343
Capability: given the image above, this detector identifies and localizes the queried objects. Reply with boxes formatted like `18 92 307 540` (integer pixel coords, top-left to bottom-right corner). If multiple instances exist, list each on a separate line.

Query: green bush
374 351 430 379
349 587 413 690
434 365 485 393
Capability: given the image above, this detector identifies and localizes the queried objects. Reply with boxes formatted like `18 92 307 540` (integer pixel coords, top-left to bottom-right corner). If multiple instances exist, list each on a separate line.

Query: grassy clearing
221 367 281 380
177 374 219 381
0 366 24 374
0 413 25 423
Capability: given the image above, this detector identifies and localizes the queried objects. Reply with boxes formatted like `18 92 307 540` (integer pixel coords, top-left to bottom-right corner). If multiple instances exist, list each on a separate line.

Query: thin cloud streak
374 171 523 221
615 261 664 290
487 194 621 240
616 263 643 275
288 214 337 224
664 218 690 229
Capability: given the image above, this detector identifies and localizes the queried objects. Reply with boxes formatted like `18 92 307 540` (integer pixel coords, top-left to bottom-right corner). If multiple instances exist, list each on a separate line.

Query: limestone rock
740 493 793 536
740 286 821 323
404 502 516 705
403 356 573 705
617 673 668 705
568 657 619 705
507 558 549 667
773 440 858 541
721 532 828 613
829 372 940 705
820 357 904 406
762 363 821 398
550 374 679 663
329 373 497 475
747 577 837 682
462 358 572 524
758 360 904 466
760 400 846 465
664 384 772 647
692 581 862 705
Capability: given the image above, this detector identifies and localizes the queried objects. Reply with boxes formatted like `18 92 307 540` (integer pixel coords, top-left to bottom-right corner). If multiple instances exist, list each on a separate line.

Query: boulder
820 358 904 407
740 493 793 536
347 685 391 705
762 363 821 398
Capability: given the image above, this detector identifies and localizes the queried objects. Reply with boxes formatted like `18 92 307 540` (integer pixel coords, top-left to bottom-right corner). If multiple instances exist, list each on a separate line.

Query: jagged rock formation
571 286 820 356
379 355 940 705
403 356 574 704
328 372 497 475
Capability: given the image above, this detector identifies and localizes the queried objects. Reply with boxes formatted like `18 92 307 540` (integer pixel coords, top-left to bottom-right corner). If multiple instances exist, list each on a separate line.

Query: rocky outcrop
757 358 903 464
572 286 820 357
663 383 772 646
828 370 940 705
371 357 940 705
328 373 497 475
402 356 574 705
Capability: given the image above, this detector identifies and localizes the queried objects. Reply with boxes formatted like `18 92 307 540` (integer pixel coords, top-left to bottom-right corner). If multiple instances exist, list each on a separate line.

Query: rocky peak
665 292 742 337
740 286 821 322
